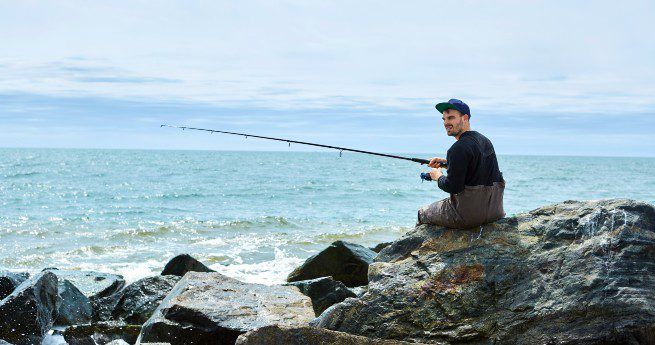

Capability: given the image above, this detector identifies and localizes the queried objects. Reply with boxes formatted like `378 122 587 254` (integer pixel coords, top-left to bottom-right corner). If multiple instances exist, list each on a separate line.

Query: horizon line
1 146 653 159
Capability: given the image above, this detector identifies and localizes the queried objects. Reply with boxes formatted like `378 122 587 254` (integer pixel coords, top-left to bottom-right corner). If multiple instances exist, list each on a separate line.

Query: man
417 99 505 228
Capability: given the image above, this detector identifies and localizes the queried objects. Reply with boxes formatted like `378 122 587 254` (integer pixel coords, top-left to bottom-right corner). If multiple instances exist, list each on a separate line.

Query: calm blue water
1 148 654 284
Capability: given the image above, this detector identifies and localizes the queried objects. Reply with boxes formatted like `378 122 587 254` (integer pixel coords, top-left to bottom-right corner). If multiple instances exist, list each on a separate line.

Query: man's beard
447 126 461 137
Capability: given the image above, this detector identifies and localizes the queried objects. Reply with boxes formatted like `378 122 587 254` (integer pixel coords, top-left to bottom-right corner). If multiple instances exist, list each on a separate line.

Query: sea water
1 148 653 284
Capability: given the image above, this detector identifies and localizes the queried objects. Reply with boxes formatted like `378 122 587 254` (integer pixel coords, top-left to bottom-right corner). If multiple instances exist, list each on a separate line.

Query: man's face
442 109 467 137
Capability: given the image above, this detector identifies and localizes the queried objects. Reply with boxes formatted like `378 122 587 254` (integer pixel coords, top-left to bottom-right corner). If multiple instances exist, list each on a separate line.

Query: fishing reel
421 162 448 182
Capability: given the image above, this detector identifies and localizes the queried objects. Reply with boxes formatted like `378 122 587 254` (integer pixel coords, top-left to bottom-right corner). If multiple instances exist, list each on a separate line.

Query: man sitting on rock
418 99 505 228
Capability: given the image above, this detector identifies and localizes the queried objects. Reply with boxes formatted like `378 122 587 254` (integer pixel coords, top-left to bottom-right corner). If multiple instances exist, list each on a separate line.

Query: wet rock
0 270 29 300
139 271 314 345
160 254 214 277
63 322 141 345
44 269 125 300
313 199 655 344
112 275 181 324
370 242 392 253
285 277 356 316
92 290 124 322
55 279 93 326
235 325 427 345
0 271 60 344
287 241 376 287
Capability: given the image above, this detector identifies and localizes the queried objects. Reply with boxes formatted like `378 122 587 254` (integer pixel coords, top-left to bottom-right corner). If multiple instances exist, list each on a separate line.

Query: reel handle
420 162 448 182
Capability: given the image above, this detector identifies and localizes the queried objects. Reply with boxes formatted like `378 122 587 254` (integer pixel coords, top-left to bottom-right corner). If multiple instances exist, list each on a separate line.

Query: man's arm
437 144 469 194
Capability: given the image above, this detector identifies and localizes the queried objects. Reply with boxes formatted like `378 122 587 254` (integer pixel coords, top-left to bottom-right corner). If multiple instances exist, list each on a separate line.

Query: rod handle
414 158 448 168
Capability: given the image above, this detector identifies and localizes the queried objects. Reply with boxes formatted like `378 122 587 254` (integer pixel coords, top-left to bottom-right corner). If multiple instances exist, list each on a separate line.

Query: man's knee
417 202 441 226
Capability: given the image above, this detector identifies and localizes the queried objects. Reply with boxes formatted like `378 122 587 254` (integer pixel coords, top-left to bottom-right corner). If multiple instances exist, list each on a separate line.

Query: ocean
1 148 653 284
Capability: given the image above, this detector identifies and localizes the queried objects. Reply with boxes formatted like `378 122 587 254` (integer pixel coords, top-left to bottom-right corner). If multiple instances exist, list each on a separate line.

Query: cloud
76 76 180 84
0 1 653 155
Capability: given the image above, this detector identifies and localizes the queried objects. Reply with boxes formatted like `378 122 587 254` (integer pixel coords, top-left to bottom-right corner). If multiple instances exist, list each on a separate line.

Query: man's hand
428 157 447 168
429 167 443 181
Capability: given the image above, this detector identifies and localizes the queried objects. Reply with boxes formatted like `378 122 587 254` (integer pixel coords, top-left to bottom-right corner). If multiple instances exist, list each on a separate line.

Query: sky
1 0 654 156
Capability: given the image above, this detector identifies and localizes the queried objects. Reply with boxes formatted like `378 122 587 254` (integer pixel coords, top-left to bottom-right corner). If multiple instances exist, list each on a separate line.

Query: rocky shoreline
1 198 654 345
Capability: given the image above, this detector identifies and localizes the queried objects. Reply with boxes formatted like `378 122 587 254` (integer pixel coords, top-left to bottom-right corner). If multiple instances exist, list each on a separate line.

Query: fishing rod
161 124 447 181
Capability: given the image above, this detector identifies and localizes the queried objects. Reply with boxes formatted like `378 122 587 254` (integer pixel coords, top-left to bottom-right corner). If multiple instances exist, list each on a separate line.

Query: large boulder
112 275 181 324
55 279 93 326
92 275 180 324
160 254 215 277
313 199 655 344
0 270 29 300
45 269 125 300
0 271 61 344
139 271 314 345
235 325 428 345
287 241 376 287
285 277 356 316
92 290 124 322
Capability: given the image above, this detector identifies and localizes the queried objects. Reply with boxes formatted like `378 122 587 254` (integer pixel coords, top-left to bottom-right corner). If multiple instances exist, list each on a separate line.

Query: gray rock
63 322 141 345
92 289 124 322
160 254 214 277
112 275 181 324
105 339 130 345
44 269 125 300
313 199 655 344
287 241 376 287
55 279 93 326
370 242 392 253
0 270 29 300
285 277 356 316
139 271 314 344
0 271 61 344
235 325 428 345
0 340 13 345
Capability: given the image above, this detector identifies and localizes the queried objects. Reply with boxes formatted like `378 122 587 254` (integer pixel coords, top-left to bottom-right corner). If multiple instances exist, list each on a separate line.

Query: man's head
435 99 471 138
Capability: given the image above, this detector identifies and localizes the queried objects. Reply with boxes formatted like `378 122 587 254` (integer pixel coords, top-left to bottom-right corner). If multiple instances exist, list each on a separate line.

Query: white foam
74 259 162 284
113 260 161 284
211 247 305 286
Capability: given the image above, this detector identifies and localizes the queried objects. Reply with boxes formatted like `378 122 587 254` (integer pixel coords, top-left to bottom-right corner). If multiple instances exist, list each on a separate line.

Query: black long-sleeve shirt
437 131 503 194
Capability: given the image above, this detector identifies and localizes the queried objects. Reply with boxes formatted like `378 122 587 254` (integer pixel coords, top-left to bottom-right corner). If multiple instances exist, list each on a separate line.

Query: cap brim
435 102 456 114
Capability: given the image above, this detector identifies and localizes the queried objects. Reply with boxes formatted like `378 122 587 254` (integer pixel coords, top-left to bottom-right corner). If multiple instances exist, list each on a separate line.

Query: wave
107 225 177 239
209 216 298 230
138 192 208 200
4 171 41 178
